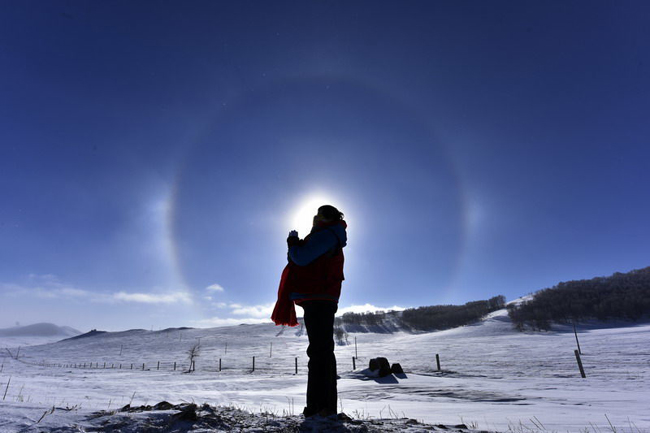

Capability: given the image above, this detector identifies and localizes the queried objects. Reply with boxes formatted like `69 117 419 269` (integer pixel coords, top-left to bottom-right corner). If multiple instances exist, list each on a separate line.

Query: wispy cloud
2 274 195 307
229 303 274 318
206 284 225 293
1 275 93 300
112 291 192 304
189 302 276 327
202 297 227 307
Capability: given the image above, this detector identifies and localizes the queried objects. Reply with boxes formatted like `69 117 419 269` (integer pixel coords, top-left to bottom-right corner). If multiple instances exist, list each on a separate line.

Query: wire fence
3 344 649 383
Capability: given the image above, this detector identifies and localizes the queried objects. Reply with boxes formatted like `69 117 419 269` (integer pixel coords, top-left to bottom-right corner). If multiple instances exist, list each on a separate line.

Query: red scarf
271 264 298 327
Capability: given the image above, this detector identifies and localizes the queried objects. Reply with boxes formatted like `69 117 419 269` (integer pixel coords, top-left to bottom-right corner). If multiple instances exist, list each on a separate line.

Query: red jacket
287 240 345 304
271 221 347 326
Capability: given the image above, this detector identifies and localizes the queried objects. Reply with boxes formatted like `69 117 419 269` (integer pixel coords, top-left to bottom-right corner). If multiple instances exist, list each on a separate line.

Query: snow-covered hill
0 323 82 349
1 310 648 432
0 323 81 338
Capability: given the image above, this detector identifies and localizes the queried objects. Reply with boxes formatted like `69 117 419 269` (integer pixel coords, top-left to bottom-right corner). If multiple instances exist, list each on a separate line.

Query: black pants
301 300 338 414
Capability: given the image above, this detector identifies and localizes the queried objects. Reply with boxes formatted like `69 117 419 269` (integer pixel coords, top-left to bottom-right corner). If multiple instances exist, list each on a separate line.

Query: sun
290 194 340 237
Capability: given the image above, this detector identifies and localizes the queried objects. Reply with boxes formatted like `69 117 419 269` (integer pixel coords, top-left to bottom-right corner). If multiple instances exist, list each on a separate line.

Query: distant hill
0 323 81 338
507 266 650 330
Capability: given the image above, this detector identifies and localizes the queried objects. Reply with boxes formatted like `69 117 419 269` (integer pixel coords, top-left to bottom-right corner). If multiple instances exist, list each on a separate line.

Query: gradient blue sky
1 1 648 331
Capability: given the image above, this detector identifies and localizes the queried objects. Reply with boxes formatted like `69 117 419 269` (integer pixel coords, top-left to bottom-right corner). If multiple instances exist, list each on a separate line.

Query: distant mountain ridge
0 323 81 337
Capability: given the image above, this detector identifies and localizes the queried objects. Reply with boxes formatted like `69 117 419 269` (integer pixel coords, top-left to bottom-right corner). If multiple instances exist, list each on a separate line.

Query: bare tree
334 326 348 345
186 342 201 373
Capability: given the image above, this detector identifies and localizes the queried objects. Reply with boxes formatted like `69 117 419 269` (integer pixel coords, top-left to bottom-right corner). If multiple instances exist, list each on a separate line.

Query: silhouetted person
272 205 347 417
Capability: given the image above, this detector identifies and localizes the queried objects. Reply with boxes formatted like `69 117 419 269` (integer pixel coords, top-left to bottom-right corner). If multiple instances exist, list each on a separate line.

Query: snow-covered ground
1 310 648 432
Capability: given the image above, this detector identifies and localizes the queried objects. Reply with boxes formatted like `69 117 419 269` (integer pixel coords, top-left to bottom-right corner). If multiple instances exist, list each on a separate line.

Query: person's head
313 205 344 225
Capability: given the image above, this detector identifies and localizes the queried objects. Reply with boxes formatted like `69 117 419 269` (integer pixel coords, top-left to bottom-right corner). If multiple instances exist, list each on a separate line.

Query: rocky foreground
28 402 492 432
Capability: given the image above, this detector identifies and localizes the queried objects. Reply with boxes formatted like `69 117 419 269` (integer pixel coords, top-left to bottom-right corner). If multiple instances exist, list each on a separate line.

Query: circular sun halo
290 195 337 236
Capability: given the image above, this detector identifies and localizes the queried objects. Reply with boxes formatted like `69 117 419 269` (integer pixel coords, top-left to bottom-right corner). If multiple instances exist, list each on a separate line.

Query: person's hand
287 230 300 247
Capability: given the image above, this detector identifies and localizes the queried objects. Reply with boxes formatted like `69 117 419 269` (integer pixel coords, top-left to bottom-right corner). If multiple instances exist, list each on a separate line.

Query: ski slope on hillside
1 310 648 432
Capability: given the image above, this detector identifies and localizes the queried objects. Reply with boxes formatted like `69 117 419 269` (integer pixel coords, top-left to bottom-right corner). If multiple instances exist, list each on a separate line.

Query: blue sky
1 1 648 331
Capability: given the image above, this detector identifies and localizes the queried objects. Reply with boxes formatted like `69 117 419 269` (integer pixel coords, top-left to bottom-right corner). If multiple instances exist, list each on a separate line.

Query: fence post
573 320 582 355
2 377 10 401
157 361 160 371
295 357 298 375
142 363 145 371
103 362 106 369
131 363 133 370
352 357 356 370
192 361 195 372
173 362 176 371
252 356 255 372
219 358 222 372
574 350 586 378
436 354 441 371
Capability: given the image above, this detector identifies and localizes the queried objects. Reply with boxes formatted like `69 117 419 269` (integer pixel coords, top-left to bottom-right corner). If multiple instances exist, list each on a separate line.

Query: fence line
4 343 649 381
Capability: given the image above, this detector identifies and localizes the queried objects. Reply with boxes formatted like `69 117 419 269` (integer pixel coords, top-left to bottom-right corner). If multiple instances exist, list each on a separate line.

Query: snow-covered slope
0 310 648 432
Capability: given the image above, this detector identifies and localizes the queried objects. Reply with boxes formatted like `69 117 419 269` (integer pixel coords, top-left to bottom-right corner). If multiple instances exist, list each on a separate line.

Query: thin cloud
206 284 225 293
56 287 90 298
1 276 92 300
230 303 274 318
113 291 192 304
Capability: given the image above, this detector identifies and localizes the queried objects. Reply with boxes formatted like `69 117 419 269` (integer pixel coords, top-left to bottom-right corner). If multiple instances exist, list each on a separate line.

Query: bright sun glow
290 194 340 237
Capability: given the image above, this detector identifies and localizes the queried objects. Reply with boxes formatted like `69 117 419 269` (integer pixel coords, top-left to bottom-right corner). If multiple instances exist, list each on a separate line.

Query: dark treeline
336 295 506 332
507 267 650 330
401 296 506 330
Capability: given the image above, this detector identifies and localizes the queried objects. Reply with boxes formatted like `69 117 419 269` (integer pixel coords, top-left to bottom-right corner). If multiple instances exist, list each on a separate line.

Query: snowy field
1 310 648 432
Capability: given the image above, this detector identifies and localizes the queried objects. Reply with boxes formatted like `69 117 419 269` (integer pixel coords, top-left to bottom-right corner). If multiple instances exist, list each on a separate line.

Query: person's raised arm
288 230 338 266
